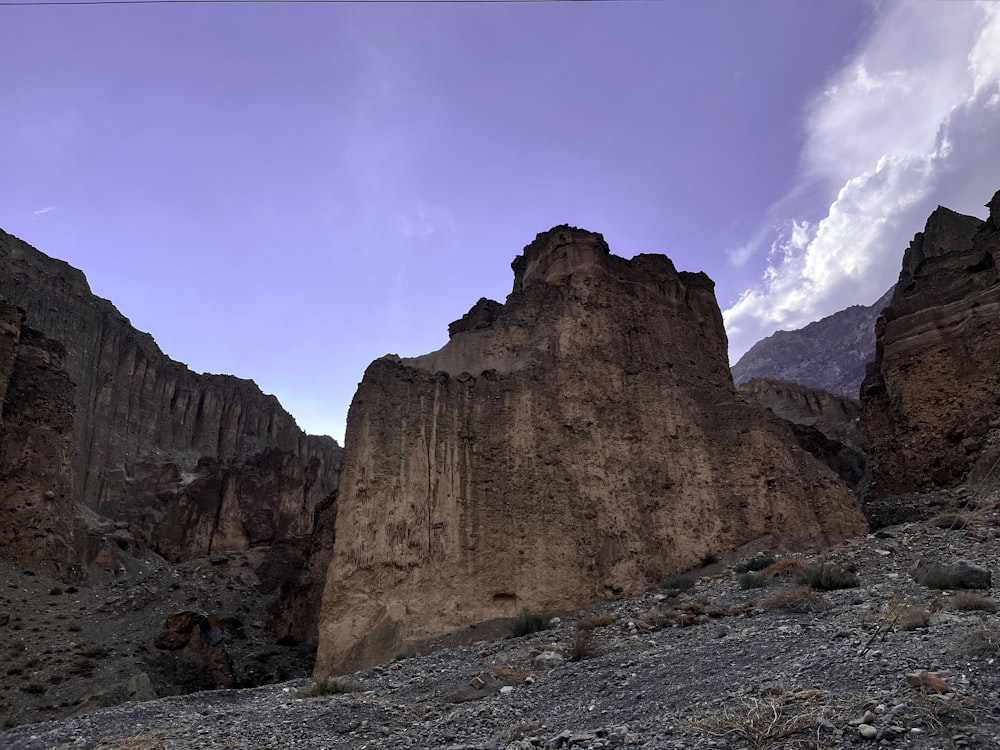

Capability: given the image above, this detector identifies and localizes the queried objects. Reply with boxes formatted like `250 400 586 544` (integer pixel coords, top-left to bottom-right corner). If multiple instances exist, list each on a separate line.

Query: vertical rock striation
861 192 1000 506
316 226 867 675
0 229 340 567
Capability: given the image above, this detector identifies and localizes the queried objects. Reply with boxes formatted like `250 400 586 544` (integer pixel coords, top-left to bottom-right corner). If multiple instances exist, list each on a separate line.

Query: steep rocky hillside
317 226 867 676
0 229 341 571
737 378 866 490
731 286 894 399
4 486 998 749
862 192 1000 519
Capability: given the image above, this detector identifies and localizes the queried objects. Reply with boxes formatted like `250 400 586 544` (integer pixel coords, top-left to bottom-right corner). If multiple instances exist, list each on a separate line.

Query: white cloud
32 206 54 216
724 0 1000 362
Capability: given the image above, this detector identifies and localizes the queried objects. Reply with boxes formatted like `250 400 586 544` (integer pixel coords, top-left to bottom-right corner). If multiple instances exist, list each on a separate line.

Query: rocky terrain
2 486 998 750
731 287 894 399
861 195 1000 512
318 226 866 676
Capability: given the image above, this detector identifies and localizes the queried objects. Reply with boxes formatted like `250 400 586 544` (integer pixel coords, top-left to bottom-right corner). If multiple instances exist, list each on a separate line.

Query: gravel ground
2 491 999 750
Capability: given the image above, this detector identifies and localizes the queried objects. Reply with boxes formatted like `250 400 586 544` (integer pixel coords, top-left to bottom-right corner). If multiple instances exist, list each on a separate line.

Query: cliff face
0 229 341 567
316 226 868 675
861 192 1000 501
0 304 85 580
731 287 894 399
737 378 865 490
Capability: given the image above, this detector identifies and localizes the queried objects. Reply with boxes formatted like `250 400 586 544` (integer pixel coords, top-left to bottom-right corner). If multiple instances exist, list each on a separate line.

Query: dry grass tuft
951 592 999 612
896 606 932 631
687 694 830 750
929 511 971 529
295 675 364 698
568 626 597 662
763 586 827 613
797 562 858 590
907 693 981 731
95 731 178 749
960 625 1000 658
762 558 810 579
577 613 617 631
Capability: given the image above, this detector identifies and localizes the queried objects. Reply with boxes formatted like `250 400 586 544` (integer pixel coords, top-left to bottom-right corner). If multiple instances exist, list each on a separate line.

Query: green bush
798 562 859 590
510 610 552 637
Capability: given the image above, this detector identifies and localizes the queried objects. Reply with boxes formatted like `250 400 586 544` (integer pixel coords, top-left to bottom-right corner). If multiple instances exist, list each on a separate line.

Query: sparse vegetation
738 572 768 590
762 586 826 613
660 575 694 595
699 552 719 566
735 553 776 574
929 512 970 530
687 693 825 750
568 626 597 662
797 562 858 590
951 592 999 612
295 675 364 698
761 558 809 579
960 626 1000 658
577 613 617 631
510 610 552 638
896 606 931 631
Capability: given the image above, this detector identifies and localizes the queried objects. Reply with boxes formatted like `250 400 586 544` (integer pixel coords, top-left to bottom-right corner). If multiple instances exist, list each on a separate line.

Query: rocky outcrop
732 287 894 398
861 191 1000 505
0 229 341 566
0 304 86 580
316 226 868 675
738 378 866 490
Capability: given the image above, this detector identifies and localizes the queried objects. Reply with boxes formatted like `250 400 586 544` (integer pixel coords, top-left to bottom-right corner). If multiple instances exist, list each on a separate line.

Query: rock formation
315 226 868 675
0 303 85 580
861 192 1000 505
0 229 341 570
732 286 894 398
738 378 865 490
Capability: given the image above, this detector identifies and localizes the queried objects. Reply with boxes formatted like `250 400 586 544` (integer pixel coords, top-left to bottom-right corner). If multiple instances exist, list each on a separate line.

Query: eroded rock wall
316 226 868 675
861 193 1000 501
0 229 340 565
0 304 85 580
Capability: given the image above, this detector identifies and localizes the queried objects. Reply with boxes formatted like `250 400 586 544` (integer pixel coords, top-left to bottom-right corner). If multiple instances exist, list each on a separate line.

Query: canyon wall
316 226 868 675
861 192 1000 502
0 229 340 567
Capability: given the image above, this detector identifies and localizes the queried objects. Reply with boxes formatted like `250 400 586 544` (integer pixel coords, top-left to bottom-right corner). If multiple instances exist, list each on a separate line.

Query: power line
3 0 600 6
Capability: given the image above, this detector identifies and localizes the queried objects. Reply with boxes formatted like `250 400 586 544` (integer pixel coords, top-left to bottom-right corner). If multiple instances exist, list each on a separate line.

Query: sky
2 0 999 444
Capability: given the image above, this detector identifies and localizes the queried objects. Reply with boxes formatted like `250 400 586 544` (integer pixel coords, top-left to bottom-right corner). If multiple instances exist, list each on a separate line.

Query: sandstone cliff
861 192 1000 504
316 226 868 675
0 229 341 568
732 286 894 398
0 303 85 580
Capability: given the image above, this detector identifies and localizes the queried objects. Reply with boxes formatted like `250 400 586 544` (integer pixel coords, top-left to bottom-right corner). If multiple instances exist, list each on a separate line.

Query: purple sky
3 0 999 443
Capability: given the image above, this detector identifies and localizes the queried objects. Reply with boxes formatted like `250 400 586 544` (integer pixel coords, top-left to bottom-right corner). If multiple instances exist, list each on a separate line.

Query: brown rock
315 226 868 675
862 195 1000 506
153 630 190 651
906 670 949 694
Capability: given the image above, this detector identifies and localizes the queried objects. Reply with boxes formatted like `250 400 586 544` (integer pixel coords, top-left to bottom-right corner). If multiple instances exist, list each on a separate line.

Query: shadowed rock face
0 304 85 580
0 229 341 570
862 192 1000 503
731 287 894 399
315 226 868 676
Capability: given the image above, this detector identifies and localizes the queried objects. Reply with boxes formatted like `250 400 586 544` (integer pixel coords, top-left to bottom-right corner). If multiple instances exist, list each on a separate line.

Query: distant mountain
731 286 895 399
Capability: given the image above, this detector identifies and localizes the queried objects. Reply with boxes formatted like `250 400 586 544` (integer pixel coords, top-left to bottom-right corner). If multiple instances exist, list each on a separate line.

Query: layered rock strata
0 229 340 569
861 193 1000 501
316 226 868 675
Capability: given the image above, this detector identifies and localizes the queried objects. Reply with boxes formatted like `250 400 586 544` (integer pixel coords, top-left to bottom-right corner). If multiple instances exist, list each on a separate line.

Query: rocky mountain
0 229 341 570
737 377 865 490
861 192 1000 520
731 286 894 399
316 226 868 676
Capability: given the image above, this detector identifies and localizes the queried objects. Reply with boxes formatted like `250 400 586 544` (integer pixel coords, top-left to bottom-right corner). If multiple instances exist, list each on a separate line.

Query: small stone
469 675 486 690
859 724 877 739
906 670 948 693
535 651 565 668
500 685 514 695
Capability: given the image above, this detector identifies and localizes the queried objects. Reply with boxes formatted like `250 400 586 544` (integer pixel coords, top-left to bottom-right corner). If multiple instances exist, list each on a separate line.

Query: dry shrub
763 558 810 579
577 613 617 630
797 562 858 590
735 554 776 574
569 626 597 662
295 675 364 698
763 586 827 613
896 606 931 631
739 572 768 590
636 601 707 631
960 625 1000 658
687 694 825 750
929 512 969 529
951 592 999 612
907 693 981 730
